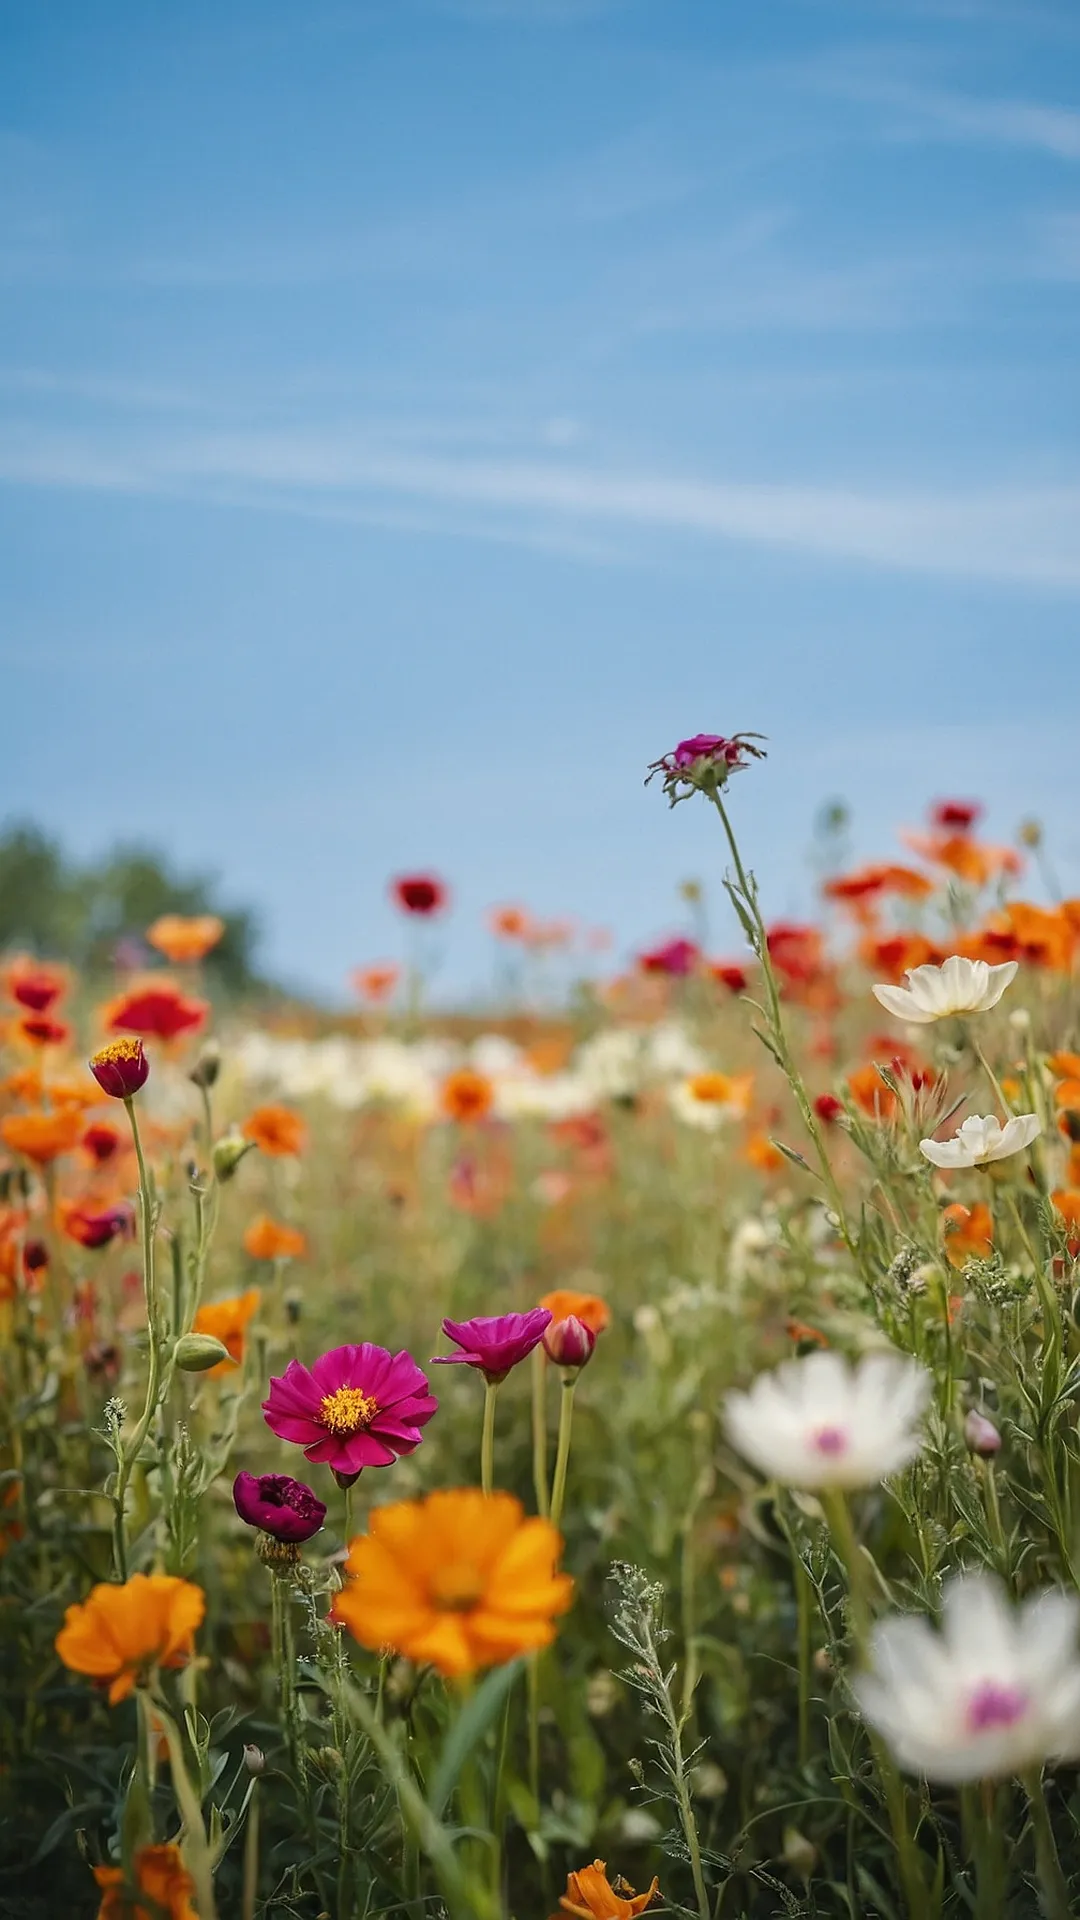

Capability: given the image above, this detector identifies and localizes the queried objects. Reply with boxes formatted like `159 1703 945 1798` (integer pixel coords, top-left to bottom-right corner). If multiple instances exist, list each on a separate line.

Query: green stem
481 1378 499 1496
548 1376 577 1531
1023 1769 1071 1920
241 1782 259 1920
793 1541 812 1768
148 1689 219 1920
111 1097 160 1580
530 1346 549 1517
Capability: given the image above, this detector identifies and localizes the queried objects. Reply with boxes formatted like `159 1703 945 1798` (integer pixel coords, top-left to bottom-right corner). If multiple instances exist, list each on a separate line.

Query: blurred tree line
0 822 261 991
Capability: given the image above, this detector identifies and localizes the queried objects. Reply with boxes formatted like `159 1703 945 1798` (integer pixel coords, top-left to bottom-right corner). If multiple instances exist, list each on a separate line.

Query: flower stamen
320 1385 379 1435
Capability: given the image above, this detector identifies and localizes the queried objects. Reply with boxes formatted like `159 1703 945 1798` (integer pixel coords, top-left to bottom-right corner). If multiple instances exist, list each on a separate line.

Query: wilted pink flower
646 732 766 806
262 1344 437 1483
432 1309 552 1383
233 1471 327 1543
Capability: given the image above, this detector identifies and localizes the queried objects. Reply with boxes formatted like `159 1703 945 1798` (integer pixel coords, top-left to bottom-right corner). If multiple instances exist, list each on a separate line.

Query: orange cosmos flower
1 1106 83 1164
1 1063 43 1103
903 832 1022 887
1049 1052 1080 1081
351 963 400 1003
333 1488 572 1678
1055 1081 1080 1114
192 1288 261 1371
551 1860 661 1918
859 931 941 983
441 1068 494 1124
243 1214 306 1261
242 1103 306 1157
94 1842 199 1920
489 905 533 940
146 914 225 965
538 1288 610 1335
942 1202 993 1268
744 1131 784 1173
55 1573 205 1704
990 902 1076 972
1052 1190 1080 1233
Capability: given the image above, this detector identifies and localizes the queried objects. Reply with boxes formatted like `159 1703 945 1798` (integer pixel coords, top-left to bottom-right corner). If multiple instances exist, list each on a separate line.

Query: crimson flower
711 961 748 993
262 1344 437 1482
391 873 448 917
106 984 207 1043
432 1309 552 1383
6 964 66 1013
814 1093 845 1126
639 937 699 978
646 732 766 806
233 1471 327 1544
63 1203 134 1251
930 799 983 832
89 1037 150 1099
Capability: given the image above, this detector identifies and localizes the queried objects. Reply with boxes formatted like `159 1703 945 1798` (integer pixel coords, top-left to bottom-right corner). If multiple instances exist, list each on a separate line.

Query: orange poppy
942 1202 993 1268
1 1106 83 1164
1055 1081 1080 1113
192 1288 261 1371
351 964 400 1003
94 1842 198 1920
441 1069 494 1124
243 1215 306 1261
55 1572 205 1704
333 1488 573 1677
903 833 1022 887
1051 1190 1080 1233
1048 1052 1080 1081
539 1288 610 1335
551 1860 661 1917
146 914 225 965
242 1104 307 1157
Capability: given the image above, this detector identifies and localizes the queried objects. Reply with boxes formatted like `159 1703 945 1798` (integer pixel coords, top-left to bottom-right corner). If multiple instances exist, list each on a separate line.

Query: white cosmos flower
920 1112 1041 1169
724 1348 931 1490
872 955 1018 1024
854 1573 1080 1783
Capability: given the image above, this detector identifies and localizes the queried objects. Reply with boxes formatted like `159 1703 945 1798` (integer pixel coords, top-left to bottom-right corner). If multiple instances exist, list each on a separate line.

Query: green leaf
426 1658 524 1820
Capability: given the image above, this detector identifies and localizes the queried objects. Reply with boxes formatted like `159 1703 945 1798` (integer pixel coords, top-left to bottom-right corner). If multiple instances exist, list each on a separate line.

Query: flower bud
964 1409 1002 1457
88 1036 149 1100
243 1744 266 1776
212 1131 256 1182
233 1471 327 1543
174 1332 232 1372
782 1827 817 1878
543 1314 596 1369
189 1043 221 1090
284 1288 302 1325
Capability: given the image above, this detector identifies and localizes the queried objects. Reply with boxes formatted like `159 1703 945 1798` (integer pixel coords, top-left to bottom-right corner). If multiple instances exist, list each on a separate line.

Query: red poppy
104 982 208 1043
3 959 67 1014
710 961 748 993
930 799 983 832
391 874 448 916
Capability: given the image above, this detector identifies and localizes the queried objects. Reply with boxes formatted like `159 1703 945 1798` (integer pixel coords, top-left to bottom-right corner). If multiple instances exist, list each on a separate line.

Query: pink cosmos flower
432 1309 552 1383
646 731 766 807
262 1344 437 1481
639 936 700 978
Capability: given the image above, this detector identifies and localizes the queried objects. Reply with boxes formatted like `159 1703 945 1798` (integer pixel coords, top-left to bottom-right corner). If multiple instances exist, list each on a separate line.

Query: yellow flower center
319 1385 378 1435
430 1562 486 1612
91 1037 143 1066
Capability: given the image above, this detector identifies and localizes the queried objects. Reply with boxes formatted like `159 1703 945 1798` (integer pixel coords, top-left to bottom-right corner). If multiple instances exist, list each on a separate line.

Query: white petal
971 959 1019 1012
872 984 931 1022
921 1136 971 1168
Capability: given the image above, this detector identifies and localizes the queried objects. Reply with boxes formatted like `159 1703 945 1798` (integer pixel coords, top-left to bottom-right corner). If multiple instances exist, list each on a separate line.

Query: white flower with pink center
855 1573 1080 1783
723 1348 930 1490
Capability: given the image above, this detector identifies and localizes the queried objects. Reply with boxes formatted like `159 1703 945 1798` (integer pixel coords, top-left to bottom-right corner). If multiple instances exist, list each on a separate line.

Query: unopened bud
543 1314 596 1369
212 1131 256 1182
174 1332 231 1373
189 1044 222 1090
243 1744 266 1775
964 1409 1002 1457
782 1826 817 1878
1018 817 1043 849
285 1288 302 1326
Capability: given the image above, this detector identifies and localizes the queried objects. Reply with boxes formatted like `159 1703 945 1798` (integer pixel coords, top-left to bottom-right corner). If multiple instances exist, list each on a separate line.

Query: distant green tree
0 821 261 991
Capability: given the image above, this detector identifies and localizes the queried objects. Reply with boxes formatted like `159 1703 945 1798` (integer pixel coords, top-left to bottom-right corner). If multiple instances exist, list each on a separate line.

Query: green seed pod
174 1333 231 1372
212 1132 256 1182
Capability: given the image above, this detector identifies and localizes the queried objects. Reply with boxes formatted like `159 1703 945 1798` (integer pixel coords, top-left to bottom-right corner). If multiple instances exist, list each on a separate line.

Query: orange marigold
192 1288 261 1371
538 1288 611 1336
146 914 225 965
333 1488 572 1677
242 1104 307 1157
94 1842 198 1920
55 1573 205 1704
441 1068 495 1124
1 1106 83 1164
552 1860 661 1917
243 1214 306 1261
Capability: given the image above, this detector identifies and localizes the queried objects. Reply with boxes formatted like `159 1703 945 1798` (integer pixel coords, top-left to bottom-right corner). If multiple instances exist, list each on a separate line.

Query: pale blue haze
2 0 1079 993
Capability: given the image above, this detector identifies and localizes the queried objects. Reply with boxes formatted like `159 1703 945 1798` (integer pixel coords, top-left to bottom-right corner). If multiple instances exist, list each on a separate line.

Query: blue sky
3 0 1080 996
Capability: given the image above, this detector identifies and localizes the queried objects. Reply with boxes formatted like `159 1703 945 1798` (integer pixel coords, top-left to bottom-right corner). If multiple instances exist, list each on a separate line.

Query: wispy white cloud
817 64 1080 161
3 422 1080 590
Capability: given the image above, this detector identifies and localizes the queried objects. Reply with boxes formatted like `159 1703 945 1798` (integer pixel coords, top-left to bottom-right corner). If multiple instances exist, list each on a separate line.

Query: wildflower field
7 734 1080 1920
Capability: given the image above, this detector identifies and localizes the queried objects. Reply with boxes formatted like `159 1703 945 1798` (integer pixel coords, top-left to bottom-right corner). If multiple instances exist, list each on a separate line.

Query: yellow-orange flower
241 1103 307 1157
744 1130 784 1173
551 1860 661 1917
333 1488 572 1677
55 1573 205 1704
1052 1190 1080 1234
1 1106 83 1164
146 914 225 964
94 1842 198 1919
440 1069 495 1124
243 1215 306 1261
685 1070 753 1114
539 1288 610 1336
192 1288 261 1371
942 1202 993 1268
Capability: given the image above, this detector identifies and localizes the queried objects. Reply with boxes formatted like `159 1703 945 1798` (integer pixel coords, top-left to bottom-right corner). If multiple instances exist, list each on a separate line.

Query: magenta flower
432 1309 552 1383
639 936 700 978
233 1471 327 1544
646 731 766 806
262 1344 437 1480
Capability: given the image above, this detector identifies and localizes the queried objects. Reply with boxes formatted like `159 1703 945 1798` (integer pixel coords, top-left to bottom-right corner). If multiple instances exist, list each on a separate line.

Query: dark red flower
105 984 207 1043
5 963 66 1014
17 1015 70 1048
63 1203 134 1251
89 1037 150 1099
82 1122 124 1165
930 799 983 832
814 1093 845 1125
391 874 448 917
710 961 748 993
233 1471 327 1544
